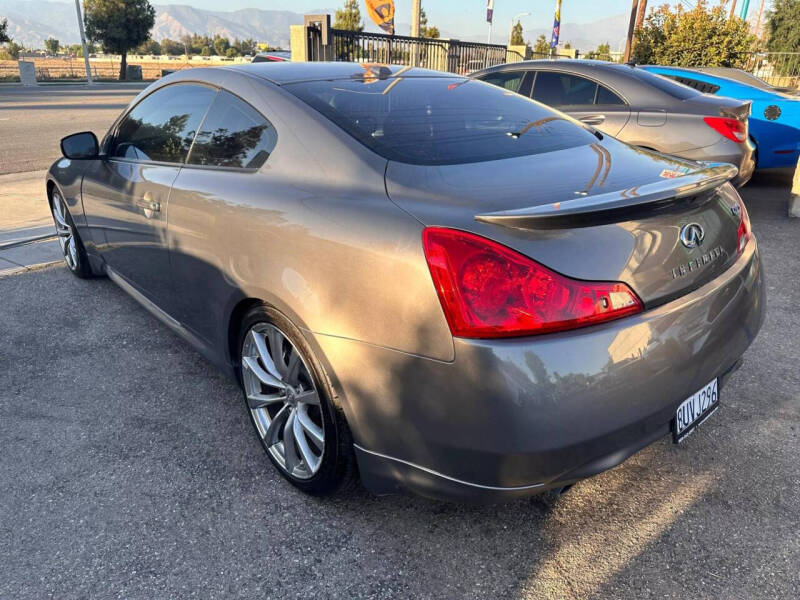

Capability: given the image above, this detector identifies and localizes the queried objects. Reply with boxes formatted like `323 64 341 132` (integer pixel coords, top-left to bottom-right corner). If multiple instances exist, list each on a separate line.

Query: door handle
580 114 606 126
135 194 160 215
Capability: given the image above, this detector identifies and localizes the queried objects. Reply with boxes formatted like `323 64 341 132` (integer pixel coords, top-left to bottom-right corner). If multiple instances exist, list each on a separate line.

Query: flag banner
550 0 562 48
366 0 395 35
486 0 494 24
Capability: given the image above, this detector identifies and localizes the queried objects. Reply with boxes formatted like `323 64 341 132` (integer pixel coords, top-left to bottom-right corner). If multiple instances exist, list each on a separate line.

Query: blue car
643 65 800 169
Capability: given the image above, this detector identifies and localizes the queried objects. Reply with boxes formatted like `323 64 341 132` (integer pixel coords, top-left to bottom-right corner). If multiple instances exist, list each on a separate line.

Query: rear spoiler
475 163 738 229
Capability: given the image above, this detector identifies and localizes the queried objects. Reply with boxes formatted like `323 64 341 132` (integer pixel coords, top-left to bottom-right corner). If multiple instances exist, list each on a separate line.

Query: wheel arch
224 295 349 415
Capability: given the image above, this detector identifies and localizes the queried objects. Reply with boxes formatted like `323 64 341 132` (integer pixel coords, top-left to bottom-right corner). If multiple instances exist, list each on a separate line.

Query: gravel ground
0 171 798 599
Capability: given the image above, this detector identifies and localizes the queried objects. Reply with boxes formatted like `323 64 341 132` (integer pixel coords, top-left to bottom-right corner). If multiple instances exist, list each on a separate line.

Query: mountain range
0 0 627 53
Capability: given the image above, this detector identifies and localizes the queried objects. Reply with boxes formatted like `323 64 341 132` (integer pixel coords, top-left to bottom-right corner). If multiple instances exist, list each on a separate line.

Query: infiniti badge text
671 245 724 279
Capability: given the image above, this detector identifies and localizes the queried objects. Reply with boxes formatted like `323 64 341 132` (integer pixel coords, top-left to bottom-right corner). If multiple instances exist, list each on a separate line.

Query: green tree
0 18 10 44
236 38 257 56
160 38 183 55
766 0 800 53
533 33 549 55
84 0 156 80
632 1 755 66
419 6 439 39
510 21 524 45
44 37 60 55
333 0 363 32
594 42 612 61
564 41 572 49
200 45 211 56
213 35 229 56
225 46 238 57
135 38 161 55
0 41 23 59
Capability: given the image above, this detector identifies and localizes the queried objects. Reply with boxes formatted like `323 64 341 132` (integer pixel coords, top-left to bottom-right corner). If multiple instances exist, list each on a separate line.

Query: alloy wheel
241 323 325 479
51 192 78 271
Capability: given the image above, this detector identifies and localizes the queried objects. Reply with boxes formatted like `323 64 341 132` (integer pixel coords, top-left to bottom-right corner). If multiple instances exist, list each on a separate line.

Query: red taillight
736 196 751 254
422 227 643 338
703 116 747 143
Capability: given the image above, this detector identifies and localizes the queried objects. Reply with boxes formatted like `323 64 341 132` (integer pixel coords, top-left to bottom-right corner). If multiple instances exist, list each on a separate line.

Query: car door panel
80 82 216 310
96 161 179 304
529 70 632 137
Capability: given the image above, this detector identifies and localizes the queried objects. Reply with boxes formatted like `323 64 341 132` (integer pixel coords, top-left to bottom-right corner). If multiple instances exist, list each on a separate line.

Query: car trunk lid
385 138 745 308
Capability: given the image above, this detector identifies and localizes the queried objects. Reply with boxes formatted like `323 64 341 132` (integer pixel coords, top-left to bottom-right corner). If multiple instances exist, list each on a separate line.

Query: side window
110 84 216 163
187 90 278 169
532 72 597 107
479 71 525 93
596 85 626 105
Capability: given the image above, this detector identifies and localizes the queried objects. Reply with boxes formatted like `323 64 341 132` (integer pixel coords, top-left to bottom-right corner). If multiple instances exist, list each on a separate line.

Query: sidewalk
0 170 61 276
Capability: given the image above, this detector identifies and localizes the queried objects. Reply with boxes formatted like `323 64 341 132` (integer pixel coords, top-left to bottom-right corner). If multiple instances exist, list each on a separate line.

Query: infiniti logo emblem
680 223 705 249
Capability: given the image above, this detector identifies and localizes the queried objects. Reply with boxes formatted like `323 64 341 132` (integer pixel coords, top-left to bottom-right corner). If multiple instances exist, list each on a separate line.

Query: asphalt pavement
0 169 798 599
0 83 146 174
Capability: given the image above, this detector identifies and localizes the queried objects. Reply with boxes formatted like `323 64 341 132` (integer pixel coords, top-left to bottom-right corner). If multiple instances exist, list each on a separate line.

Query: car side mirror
60 132 99 159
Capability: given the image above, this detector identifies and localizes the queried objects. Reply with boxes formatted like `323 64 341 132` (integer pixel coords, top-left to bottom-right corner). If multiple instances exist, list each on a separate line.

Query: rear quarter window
187 90 277 169
629 68 702 100
662 75 720 95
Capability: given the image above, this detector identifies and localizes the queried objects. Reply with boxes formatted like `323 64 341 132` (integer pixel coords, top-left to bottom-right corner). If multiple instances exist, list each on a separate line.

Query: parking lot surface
0 169 798 599
0 83 146 175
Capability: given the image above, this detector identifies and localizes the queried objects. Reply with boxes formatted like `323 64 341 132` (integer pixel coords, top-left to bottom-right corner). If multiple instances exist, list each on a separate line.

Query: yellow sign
365 0 395 35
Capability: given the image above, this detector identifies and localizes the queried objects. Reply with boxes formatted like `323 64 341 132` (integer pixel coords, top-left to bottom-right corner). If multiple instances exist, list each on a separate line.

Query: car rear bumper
317 240 765 502
682 137 756 188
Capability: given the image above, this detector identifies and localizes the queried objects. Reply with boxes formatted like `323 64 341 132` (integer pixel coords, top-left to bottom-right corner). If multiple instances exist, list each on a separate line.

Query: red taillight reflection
703 116 747 143
736 196 752 254
422 227 643 338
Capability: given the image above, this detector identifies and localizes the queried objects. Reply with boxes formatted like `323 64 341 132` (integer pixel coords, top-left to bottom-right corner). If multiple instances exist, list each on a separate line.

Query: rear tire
50 189 93 279
237 304 357 496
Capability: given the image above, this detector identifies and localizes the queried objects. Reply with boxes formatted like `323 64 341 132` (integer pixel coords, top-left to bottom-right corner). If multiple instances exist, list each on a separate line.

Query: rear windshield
283 76 597 165
629 68 701 100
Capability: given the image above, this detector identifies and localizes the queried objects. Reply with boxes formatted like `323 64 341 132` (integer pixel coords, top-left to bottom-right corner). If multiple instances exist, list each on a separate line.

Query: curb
0 259 62 278
0 233 57 251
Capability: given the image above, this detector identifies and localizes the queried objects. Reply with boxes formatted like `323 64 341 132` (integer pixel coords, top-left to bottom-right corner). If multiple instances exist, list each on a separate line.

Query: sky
44 1 768 40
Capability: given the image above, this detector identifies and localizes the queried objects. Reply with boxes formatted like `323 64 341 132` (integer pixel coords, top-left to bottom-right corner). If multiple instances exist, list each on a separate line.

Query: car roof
470 59 693 106
473 59 638 76
225 61 459 85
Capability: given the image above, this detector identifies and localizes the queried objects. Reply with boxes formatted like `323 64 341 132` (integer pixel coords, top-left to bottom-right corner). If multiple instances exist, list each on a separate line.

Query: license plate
673 379 719 443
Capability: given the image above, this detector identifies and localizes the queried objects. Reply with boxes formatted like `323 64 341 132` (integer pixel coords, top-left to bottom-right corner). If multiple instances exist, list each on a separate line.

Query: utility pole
410 0 421 38
754 0 766 39
729 0 738 20
74 0 93 84
623 0 639 64
635 0 647 32
631 0 647 52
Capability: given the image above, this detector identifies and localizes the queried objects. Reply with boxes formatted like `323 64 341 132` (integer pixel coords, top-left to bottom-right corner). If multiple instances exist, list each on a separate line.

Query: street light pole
509 12 531 45
74 0 92 84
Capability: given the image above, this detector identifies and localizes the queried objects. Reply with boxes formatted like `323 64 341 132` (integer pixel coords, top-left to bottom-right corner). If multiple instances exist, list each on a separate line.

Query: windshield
283 76 597 165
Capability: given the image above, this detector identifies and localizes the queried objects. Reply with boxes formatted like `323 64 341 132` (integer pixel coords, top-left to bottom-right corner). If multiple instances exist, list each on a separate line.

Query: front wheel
50 189 93 278
238 305 357 495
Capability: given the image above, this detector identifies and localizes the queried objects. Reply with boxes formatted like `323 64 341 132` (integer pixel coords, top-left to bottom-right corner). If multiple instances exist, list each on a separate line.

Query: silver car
47 63 764 501
471 60 757 187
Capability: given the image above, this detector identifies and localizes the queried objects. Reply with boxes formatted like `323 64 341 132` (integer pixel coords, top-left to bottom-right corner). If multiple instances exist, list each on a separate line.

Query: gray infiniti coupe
47 62 764 501
471 60 757 187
